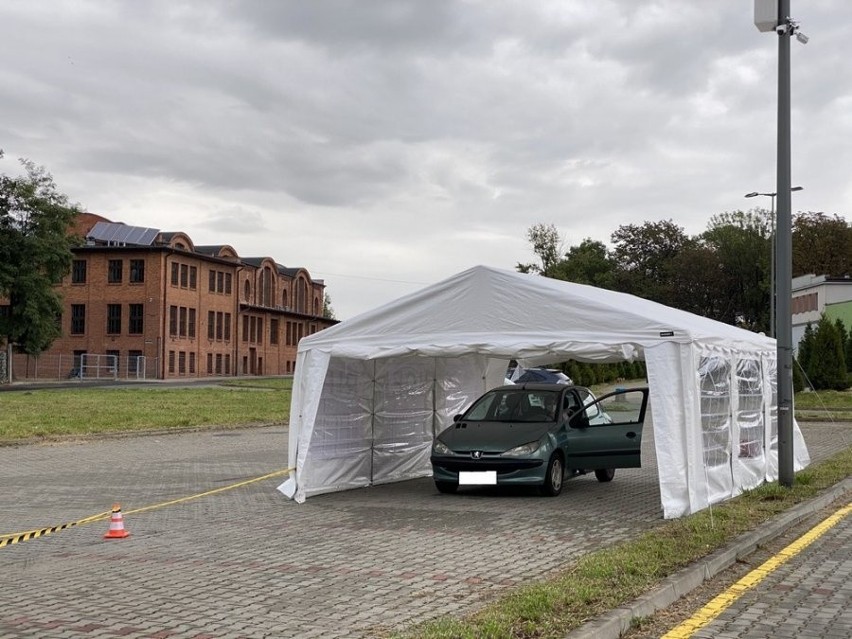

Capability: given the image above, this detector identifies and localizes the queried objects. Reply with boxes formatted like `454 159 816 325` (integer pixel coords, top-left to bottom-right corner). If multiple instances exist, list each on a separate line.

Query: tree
610 219 694 306
805 315 848 391
666 243 730 322
703 209 772 331
793 211 852 277
322 292 336 320
557 239 617 289
0 154 80 363
835 318 849 371
516 223 564 277
796 322 815 387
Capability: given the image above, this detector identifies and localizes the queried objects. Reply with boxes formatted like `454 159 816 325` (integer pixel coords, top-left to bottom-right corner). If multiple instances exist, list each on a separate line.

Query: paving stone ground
691 501 852 639
0 421 848 639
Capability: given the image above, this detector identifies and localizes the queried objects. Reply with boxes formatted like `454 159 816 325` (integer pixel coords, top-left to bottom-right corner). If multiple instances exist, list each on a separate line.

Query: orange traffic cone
103 503 130 539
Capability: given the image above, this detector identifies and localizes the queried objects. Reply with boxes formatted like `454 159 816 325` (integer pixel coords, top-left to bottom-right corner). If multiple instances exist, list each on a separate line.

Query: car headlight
500 441 541 457
433 439 452 455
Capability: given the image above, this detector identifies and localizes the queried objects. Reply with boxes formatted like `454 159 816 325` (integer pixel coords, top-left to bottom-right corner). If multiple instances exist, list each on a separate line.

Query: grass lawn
0 377 292 442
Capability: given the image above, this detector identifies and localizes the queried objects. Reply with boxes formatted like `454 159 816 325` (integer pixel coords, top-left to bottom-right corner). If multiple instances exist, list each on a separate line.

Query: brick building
10 214 335 380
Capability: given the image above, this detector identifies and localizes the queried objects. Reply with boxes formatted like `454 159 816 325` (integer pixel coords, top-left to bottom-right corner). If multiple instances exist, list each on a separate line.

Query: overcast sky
1 1 849 320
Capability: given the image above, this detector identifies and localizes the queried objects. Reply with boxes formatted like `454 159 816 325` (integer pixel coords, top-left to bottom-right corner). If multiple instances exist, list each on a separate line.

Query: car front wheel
435 481 458 494
540 454 564 496
595 468 615 482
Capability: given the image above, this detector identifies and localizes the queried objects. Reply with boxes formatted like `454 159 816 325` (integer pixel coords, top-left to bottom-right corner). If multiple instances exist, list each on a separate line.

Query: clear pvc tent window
699 356 731 468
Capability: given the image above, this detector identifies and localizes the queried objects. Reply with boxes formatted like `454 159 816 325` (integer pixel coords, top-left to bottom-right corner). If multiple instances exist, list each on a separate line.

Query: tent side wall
646 343 708 518
282 353 509 502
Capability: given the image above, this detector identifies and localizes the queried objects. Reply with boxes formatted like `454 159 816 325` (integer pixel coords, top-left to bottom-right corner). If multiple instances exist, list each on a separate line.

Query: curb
565 476 852 639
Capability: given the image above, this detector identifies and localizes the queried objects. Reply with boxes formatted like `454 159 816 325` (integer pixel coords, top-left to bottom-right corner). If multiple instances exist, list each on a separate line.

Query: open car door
564 388 649 470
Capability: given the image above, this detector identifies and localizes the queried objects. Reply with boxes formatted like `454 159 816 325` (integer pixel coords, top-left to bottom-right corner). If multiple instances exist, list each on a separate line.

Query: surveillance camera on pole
755 0 810 42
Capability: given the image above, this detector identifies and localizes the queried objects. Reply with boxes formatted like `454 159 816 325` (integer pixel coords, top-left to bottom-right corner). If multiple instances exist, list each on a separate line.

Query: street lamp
745 186 803 338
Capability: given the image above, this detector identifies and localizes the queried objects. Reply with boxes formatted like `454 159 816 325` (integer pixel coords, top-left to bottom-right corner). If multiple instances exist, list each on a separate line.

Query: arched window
296 277 308 313
260 266 274 306
314 297 320 316
282 290 288 309
244 279 251 302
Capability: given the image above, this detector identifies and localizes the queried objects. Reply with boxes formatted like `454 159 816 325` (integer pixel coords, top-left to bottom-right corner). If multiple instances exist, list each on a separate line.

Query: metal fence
9 353 161 382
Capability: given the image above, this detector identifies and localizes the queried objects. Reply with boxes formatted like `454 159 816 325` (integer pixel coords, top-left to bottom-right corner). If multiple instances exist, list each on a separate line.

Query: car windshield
464 389 559 423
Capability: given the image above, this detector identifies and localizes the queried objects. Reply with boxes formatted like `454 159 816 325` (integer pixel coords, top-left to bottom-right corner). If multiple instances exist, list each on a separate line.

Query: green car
430 383 649 496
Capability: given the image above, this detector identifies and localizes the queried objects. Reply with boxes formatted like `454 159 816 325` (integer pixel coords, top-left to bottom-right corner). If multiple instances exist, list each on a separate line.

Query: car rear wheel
435 481 458 494
595 468 615 482
540 454 564 496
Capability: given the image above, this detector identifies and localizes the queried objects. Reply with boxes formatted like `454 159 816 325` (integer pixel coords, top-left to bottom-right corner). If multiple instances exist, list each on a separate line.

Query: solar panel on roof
87 222 160 246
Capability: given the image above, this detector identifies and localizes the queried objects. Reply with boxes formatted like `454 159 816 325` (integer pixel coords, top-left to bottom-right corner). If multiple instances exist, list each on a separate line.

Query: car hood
437 421 553 453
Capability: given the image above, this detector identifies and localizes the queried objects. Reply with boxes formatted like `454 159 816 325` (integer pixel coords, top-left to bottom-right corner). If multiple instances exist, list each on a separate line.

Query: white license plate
459 471 497 485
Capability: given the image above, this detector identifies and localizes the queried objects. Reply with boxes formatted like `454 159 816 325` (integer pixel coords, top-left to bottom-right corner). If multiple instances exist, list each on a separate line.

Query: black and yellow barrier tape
0 467 293 549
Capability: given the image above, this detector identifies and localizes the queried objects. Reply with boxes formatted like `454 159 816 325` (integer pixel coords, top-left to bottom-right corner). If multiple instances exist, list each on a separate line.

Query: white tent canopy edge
278 265 810 517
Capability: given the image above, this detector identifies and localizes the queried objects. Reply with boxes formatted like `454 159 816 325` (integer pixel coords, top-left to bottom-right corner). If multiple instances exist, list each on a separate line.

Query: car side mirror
453 414 463 422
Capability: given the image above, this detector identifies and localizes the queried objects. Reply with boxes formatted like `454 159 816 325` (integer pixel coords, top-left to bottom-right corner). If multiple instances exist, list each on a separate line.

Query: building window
209 270 216 292
179 307 188 337
270 319 279 345
189 266 197 290
71 304 86 335
207 311 215 340
215 353 223 374
168 350 175 374
129 304 144 334
106 304 122 334
244 280 251 302
207 353 213 374
224 313 231 341
178 351 186 375
242 316 249 342
225 354 231 375
171 262 179 286
188 308 196 338
216 311 224 340
189 352 196 374
180 264 188 288
169 305 178 336
108 259 123 283
72 260 87 284
130 259 145 283
225 273 232 295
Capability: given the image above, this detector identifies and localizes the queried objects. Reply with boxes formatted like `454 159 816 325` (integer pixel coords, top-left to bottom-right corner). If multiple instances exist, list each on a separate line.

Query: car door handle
625 431 637 439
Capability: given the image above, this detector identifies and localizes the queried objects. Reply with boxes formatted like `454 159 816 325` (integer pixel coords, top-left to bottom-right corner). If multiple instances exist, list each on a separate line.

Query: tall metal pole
776 0 795 487
770 194 776 339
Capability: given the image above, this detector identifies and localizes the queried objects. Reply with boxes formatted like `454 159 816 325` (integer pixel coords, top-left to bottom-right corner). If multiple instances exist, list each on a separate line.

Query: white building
792 274 852 350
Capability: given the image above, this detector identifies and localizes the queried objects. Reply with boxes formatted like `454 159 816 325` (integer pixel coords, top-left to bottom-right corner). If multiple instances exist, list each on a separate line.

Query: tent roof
299 265 774 361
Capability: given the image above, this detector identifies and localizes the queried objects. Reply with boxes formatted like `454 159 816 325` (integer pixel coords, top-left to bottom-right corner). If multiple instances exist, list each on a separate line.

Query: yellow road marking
661 501 852 638
0 467 293 548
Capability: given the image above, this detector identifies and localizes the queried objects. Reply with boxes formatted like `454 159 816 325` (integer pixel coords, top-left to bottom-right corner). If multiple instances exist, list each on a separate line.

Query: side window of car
562 392 578 419
596 390 646 425
576 388 602 421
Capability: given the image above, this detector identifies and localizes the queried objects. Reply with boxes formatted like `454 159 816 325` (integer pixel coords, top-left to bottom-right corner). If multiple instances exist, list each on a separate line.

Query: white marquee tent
278 265 809 517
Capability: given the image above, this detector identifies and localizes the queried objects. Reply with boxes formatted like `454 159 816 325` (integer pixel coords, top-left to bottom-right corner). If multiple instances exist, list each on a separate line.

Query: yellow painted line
0 467 293 549
662 501 852 638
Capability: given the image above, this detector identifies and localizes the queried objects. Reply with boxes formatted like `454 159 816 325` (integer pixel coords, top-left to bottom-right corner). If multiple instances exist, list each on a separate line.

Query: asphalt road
0 421 849 638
